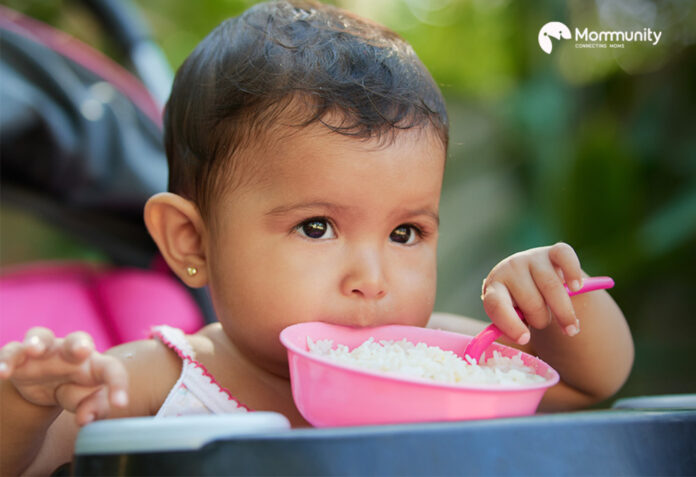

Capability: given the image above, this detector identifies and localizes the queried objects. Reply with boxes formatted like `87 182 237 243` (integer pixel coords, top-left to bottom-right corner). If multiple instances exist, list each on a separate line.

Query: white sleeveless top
151 325 250 417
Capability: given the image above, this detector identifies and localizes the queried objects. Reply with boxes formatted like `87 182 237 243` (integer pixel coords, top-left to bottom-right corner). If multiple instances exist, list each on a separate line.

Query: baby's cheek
397 273 436 326
421 269 438 315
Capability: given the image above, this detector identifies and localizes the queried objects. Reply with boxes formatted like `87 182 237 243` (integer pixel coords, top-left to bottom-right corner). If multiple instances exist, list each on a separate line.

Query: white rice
307 337 547 386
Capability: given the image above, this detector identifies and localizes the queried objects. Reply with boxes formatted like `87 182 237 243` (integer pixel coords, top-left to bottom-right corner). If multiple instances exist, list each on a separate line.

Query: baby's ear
144 192 208 287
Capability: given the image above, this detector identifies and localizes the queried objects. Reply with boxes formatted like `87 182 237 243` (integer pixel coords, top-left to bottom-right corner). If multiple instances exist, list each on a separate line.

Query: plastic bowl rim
279 322 560 392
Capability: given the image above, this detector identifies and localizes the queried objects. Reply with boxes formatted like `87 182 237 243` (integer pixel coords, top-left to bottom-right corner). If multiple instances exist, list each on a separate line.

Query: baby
0 1 634 474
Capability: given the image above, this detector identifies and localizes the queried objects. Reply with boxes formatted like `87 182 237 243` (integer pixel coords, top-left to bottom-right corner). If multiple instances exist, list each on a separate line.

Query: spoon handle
463 276 615 362
566 276 614 297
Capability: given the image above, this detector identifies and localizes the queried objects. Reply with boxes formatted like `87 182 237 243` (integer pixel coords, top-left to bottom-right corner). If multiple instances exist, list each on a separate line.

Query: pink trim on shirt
151 327 251 411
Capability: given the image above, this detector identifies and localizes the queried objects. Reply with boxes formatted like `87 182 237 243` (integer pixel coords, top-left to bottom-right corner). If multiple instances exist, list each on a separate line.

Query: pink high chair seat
0 261 204 351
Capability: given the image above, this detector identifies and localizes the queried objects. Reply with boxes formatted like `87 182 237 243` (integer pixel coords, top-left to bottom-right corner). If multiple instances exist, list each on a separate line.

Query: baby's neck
194 324 309 427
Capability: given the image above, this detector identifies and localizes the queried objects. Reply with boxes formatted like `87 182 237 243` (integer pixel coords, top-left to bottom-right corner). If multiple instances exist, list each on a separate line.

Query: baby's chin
256 347 294 378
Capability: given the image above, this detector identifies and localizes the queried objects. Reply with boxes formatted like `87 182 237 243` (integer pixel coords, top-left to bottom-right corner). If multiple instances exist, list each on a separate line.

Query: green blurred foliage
1 0 694 400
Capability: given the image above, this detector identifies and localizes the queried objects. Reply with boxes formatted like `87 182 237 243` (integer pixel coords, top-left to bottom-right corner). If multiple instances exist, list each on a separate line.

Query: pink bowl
280 322 559 427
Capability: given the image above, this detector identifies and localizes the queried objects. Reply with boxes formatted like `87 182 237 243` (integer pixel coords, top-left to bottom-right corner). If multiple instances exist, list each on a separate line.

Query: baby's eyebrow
265 201 351 216
403 208 440 225
265 201 440 225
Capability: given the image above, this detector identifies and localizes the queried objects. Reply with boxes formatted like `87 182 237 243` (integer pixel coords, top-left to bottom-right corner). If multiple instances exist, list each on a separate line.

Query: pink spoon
463 276 615 362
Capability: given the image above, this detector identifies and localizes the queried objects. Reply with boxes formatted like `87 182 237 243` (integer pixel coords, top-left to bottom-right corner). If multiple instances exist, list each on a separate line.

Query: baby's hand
481 243 584 345
0 327 128 426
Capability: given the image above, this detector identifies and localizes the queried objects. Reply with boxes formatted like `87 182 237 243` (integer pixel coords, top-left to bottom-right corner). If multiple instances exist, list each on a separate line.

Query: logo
539 21 663 54
538 22 572 54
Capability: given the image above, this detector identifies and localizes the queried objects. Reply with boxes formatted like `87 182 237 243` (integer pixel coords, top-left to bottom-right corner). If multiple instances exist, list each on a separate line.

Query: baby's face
206 124 445 376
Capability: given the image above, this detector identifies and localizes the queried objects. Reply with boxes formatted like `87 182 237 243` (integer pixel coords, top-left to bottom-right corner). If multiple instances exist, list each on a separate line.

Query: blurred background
1 0 694 406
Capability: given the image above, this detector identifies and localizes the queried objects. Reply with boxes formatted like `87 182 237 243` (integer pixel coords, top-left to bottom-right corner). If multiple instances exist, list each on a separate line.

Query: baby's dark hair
164 0 449 219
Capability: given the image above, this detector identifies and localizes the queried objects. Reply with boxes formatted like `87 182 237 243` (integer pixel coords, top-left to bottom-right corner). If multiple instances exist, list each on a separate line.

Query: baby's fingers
482 281 530 345
23 327 56 358
505 273 552 330
0 341 26 378
74 387 111 426
60 332 96 364
549 242 583 292
90 354 129 408
530 262 579 336
0 326 53 375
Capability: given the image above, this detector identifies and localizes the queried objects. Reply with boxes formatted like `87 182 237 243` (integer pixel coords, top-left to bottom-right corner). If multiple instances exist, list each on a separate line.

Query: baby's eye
296 218 336 240
390 224 420 245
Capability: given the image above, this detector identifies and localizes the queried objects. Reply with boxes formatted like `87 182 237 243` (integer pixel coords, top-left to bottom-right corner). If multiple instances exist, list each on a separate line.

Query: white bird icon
538 22 572 54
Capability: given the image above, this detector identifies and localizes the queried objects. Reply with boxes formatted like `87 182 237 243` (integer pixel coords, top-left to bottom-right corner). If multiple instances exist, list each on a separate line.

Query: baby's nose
340 248 386 300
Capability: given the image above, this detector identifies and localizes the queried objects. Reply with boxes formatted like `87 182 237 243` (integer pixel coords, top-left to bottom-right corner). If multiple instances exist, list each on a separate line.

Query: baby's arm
479 243 633 410
432 243 633 410
0 329 179 475
0 328 129 475
526 285 634 411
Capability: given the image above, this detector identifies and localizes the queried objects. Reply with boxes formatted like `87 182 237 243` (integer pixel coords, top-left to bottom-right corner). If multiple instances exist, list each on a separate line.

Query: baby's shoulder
187 323 227 355
185 324 242 386
106 337 184 416
107 337 183 368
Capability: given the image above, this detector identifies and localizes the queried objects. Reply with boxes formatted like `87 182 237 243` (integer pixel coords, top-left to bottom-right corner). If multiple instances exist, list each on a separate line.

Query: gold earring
186 266 198 277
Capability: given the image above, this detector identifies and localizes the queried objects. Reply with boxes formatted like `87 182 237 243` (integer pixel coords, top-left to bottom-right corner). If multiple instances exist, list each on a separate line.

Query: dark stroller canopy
0 8 167 267
1 6 217 324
